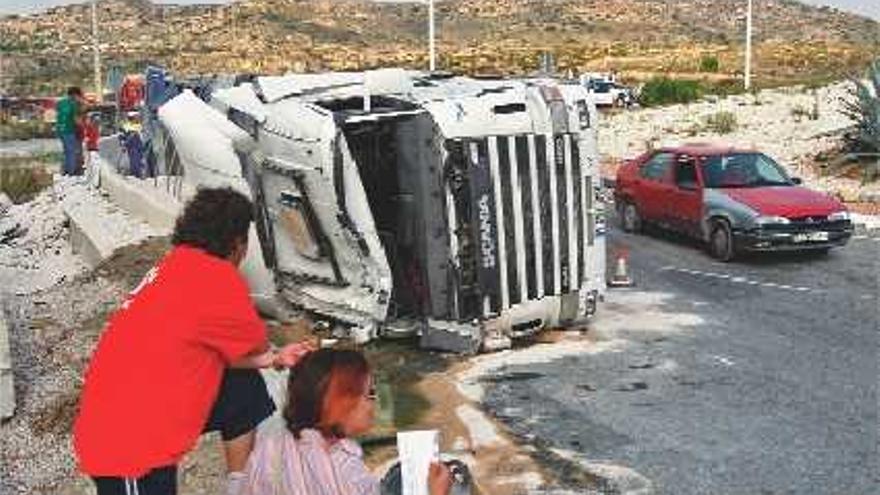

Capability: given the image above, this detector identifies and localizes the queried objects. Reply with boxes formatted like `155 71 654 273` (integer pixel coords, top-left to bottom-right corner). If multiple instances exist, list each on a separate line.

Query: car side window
675 156 699 189
639 153 673 182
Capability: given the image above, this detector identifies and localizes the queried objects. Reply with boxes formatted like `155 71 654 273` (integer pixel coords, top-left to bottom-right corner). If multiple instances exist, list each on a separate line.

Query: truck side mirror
791 177 802 185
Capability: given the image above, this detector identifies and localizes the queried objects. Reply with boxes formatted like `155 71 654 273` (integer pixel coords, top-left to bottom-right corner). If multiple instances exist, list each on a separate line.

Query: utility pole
91 0 102 101
428 0 436 71
744 0 753 90
232 2 237 47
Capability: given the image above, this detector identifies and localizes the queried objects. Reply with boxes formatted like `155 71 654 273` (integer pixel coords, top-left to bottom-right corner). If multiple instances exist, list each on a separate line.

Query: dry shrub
704 111 738 134
0 162 54 203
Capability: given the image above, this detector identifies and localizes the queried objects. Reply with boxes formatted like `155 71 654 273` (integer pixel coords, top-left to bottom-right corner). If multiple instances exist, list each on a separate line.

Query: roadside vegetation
637 77 753 107
0 119 55 140
791 104 818 122
703 111 738 134
0 154 57 203
638 77 703 106
840 59 880 181
699 55 720 73
842 59 880 153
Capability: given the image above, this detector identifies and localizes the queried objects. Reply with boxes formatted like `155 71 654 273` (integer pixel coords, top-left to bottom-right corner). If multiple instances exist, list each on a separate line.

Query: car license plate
793 231 829 243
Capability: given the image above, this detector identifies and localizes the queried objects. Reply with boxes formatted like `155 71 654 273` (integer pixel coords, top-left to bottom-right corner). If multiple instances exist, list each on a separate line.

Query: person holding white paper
397 430 440 495
242 348 452 495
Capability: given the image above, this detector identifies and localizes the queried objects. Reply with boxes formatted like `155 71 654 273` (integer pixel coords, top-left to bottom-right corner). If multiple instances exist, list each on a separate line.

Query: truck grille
445 134 592 320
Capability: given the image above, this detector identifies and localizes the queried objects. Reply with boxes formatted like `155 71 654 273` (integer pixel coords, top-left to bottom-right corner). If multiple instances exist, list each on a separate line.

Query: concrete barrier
97 160 181 235
0 308 14 419
66 202 119 269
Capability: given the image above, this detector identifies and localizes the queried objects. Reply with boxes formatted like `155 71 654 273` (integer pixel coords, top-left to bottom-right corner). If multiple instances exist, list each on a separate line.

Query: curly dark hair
284 348 370 439
171 187 254 259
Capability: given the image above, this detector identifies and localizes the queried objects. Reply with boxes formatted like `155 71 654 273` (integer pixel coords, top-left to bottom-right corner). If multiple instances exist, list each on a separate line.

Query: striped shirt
244 428 379 495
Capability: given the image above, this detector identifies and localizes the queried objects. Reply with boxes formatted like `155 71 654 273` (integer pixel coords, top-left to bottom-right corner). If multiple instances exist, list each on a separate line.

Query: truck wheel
616 95 627 108
709 220 735 262
620 201 642 233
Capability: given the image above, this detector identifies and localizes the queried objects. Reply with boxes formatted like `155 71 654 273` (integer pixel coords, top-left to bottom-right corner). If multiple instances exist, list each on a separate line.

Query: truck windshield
702 153 793 188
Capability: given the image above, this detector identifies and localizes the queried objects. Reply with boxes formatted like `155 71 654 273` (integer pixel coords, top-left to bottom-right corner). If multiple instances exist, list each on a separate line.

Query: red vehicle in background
614 143 854 261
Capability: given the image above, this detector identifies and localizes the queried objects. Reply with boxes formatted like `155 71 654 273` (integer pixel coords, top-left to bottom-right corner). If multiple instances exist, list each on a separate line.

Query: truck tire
709 220 736 262
620 200 642 233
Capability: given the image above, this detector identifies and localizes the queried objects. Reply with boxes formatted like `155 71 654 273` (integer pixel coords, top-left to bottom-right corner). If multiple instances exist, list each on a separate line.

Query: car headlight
754 215 790 226
828 211 850 222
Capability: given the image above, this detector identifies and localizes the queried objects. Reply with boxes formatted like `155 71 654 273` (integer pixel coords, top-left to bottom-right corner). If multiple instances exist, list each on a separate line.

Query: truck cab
144 69 608 351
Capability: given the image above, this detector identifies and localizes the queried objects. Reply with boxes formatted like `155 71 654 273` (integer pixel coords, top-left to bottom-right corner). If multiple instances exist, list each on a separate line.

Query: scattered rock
0 193 11 214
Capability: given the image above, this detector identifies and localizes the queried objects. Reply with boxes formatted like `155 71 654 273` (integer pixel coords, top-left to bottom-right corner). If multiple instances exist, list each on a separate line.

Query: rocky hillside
1 0 878 95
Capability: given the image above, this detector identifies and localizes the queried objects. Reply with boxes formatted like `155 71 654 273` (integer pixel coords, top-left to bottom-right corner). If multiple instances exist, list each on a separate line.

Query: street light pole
744 0 753 90
91 0 102 101
428 0 436 71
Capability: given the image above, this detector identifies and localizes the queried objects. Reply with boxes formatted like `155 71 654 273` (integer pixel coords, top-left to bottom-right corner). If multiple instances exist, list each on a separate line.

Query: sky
1 0 878 20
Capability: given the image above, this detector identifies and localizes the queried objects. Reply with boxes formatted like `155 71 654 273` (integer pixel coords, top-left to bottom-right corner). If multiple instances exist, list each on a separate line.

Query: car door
667 154 704 236
635 151 674 223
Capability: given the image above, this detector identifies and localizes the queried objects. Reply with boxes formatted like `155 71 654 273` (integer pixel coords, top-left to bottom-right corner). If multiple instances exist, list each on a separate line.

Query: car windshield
702 153 792 188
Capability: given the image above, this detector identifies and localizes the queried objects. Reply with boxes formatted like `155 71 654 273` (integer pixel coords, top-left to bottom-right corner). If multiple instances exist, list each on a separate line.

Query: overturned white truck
151 69 607 352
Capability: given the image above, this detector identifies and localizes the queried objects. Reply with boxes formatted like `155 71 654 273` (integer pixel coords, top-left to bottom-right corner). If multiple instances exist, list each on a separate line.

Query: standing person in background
56 86 85 176
80 112 101 184
74 187 314 495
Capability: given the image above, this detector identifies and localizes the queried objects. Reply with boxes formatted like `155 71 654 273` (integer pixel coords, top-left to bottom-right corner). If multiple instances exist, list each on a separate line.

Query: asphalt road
481 226 878 494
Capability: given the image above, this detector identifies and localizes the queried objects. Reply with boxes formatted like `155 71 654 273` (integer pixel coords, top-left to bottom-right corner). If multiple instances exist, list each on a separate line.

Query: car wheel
709 220 735 262
615 95 627 108
620 201 642 233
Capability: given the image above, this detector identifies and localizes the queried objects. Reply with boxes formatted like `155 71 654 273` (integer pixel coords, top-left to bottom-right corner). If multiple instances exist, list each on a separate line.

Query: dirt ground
1 236 173 494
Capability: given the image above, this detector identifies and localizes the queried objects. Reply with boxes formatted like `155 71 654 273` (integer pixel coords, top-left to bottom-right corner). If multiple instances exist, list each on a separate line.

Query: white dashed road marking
660 266 821 294
713 355 735 366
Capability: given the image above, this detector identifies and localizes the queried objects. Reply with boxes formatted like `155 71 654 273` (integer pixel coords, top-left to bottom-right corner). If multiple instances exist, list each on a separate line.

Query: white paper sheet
397 429 440 495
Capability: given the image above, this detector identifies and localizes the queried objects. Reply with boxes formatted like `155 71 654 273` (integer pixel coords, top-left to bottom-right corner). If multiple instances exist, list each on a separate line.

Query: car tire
615 95 627 108
620 201 642 233
709 220 735 262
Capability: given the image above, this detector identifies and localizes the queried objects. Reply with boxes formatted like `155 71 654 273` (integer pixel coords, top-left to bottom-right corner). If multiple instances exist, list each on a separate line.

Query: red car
614 144 854 261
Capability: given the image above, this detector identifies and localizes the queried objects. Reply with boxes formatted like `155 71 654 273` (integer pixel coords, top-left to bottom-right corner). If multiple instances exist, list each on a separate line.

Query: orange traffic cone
608 247 634 288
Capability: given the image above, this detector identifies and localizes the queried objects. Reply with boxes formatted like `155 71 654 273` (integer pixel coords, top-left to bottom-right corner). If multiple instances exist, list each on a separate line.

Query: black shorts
203 368 277 441
93 369 276 495
93 466 176 495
